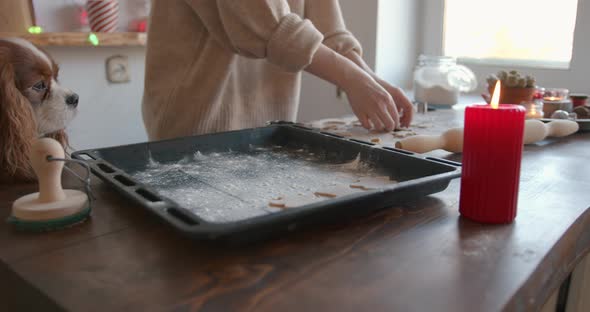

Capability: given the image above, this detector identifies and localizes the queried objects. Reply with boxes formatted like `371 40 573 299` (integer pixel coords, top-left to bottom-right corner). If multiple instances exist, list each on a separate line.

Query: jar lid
570 93 588 99
417 54 457 65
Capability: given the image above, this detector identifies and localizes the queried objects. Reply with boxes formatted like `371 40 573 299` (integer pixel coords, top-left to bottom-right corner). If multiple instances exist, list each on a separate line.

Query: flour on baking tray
132 146 384 223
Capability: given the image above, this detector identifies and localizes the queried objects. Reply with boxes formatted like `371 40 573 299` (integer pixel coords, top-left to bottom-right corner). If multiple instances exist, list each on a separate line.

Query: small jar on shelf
542 88 572 117
128 0 151 32
522 100 544 119
521 87 545 119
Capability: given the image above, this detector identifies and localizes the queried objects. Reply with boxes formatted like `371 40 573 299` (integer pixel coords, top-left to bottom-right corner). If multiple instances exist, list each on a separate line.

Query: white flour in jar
414 82 459 105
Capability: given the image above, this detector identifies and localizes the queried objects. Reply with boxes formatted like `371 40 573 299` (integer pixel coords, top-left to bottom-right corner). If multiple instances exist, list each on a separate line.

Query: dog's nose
66 93 79 108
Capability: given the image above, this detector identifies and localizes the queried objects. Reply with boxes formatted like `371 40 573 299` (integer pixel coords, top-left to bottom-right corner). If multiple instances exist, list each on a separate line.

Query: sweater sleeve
304 0 362 56
184 0 324 72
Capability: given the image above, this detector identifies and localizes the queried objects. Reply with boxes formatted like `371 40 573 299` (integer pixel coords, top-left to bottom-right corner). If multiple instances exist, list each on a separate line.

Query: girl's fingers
390 87 414 128
397 97 414 128
384 101 400 130
380 82 412 128
400 105 413 128
378 105 396 131
358 114 371 130
369 113 385 131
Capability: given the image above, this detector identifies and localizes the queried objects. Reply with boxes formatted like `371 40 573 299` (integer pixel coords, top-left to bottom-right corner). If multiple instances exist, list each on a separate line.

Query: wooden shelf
0 32 146 47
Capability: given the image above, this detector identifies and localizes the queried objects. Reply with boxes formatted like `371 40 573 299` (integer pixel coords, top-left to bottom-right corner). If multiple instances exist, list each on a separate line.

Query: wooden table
2 110 590 312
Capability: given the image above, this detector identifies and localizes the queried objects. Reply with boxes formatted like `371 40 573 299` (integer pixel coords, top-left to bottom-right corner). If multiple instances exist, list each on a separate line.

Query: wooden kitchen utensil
395 120 579 153
395 128 464 154
523 119 579 144
9 138 90 231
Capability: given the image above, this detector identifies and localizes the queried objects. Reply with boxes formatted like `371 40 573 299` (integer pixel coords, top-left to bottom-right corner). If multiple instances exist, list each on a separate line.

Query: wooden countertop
1 110 589 312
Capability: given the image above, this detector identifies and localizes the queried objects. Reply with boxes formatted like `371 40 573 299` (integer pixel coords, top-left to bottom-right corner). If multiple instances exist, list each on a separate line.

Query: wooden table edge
1 259 66 311
504 205 590 311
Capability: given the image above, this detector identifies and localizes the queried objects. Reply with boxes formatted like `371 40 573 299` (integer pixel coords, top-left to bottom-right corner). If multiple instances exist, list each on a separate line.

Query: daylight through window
443 0 579 68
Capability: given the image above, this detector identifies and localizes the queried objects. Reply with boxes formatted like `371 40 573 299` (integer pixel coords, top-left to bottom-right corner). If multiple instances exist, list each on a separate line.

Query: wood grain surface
0 1 33 33
1 110 589 312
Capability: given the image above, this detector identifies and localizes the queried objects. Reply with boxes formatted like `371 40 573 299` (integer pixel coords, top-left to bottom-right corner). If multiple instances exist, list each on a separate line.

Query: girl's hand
342 51 415 129
374 78 414 128
342 71 400 131
305 46 412 131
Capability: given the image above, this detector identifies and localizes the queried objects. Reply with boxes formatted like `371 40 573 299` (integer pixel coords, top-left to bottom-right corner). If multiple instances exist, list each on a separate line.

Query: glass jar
128 0 151 32
522 99 544 119
543 88 569 102
413 55 477 106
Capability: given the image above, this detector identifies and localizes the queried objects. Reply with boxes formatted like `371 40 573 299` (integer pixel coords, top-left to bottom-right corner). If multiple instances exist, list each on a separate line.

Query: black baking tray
72 122 461 242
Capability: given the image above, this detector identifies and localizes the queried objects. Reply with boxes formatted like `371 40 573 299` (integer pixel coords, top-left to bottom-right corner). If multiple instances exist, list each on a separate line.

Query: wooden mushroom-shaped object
395 120 579 154
11 138 88 222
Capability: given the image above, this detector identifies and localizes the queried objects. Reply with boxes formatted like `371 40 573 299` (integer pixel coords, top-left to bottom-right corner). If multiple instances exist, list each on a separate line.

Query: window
443 0 579 69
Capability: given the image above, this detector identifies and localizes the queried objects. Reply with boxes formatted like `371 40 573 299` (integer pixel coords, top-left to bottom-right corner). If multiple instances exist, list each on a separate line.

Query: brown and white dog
0 38 78 182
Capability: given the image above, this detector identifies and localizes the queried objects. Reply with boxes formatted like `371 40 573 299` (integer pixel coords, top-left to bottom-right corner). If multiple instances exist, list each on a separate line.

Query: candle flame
490 80 501 109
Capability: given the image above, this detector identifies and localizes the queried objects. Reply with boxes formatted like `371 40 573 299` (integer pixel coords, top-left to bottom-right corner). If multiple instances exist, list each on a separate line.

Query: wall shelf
0 32 146 47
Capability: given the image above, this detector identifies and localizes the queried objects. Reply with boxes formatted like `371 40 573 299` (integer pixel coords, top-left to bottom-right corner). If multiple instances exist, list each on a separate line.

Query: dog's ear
0 48 37 182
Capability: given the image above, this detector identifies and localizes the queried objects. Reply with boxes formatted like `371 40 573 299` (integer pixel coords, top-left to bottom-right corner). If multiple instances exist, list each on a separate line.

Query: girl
143 0 413 140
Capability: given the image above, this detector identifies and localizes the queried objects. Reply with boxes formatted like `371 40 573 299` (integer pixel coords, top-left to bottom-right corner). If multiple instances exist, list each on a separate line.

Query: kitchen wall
375 0 419 91
32 0 140 32
32 0 149 149
49 47 147 150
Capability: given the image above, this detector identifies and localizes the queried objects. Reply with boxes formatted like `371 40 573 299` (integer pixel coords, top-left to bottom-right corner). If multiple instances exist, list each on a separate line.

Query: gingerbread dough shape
314 184 362 198
269 194 322 209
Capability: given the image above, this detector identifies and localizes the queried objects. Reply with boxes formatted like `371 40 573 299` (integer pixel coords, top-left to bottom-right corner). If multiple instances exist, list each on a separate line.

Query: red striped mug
86 0 120 33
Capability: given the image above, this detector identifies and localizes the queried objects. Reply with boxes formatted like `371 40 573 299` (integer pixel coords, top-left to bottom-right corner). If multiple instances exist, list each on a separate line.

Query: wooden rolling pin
394 128 464 154
522 119 579 144
395 120 579 153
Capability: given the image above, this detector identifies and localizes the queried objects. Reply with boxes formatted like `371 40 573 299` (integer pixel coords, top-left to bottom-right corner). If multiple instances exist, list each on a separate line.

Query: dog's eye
32 81 47 92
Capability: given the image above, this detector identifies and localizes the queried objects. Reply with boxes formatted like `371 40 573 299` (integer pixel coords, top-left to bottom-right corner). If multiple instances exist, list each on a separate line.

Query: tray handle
165 207 200 226
425 157 462 167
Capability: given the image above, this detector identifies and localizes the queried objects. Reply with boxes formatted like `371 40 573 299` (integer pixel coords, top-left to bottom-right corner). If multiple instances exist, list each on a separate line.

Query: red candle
459 81 525 223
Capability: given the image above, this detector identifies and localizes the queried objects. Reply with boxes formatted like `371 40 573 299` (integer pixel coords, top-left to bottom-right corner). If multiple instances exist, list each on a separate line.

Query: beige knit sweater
142 0 362 140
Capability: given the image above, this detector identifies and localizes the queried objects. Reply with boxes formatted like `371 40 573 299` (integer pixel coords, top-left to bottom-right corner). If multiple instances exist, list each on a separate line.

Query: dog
0 38 78 182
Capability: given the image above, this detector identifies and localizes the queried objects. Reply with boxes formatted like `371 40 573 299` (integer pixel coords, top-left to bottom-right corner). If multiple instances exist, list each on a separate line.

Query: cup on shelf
86 0 120 33
570 94 588 108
